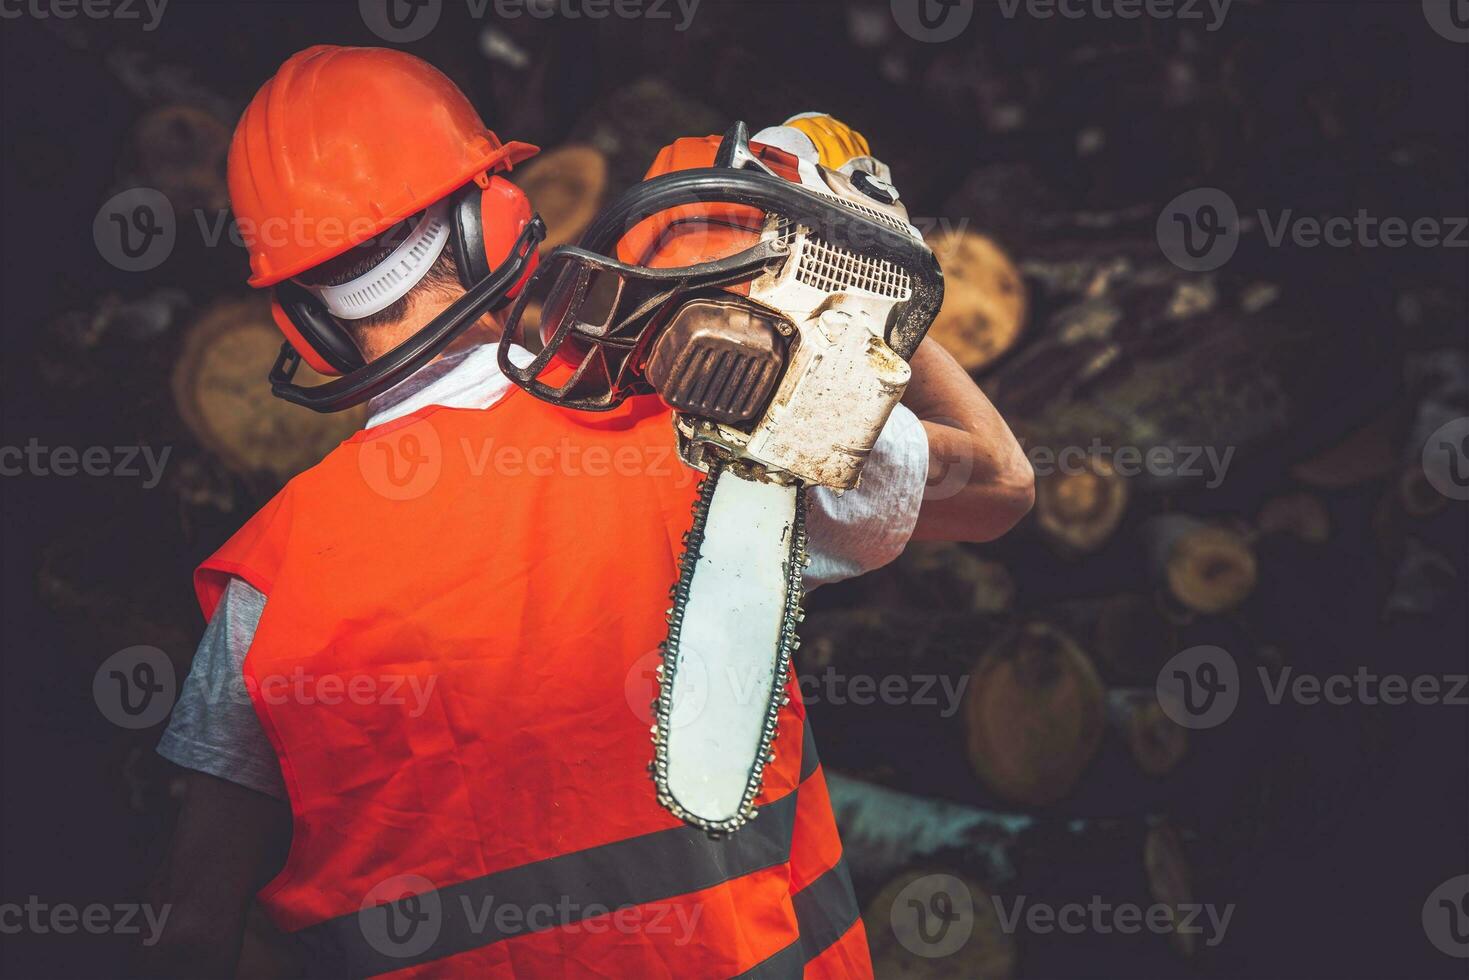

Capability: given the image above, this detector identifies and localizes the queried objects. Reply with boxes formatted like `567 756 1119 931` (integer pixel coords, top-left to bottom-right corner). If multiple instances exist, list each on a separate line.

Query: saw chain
649 459 809 837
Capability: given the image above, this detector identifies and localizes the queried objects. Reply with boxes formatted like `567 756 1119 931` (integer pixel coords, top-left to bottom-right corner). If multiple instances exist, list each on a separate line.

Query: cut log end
1289 408 1399 488
1093 593 1175 683
511 144 609 251
865 869 1018 980
1144 822 1196 957
1256 492 1331 543
1146 516 1258 615
964 623 1105 807
922 231 1027 374
172 297 367 480
895 542 1016 614
1168 526 1257 615
1398 464 1447 519
134 105 230 212
1035 455 1129 554
1128 700 1189 777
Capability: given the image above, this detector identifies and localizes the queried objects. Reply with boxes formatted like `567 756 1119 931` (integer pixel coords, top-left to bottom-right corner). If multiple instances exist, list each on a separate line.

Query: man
144 46 1033 978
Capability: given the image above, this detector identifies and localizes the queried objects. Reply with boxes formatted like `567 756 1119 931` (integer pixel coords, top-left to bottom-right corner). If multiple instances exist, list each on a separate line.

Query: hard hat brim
246 140 539 288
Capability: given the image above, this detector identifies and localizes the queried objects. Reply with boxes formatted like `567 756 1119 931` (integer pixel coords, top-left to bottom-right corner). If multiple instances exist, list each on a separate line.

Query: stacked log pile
15 5 1463 979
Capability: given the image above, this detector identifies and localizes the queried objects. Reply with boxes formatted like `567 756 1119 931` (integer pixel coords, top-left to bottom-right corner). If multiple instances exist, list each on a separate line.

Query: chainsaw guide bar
650 460 808 837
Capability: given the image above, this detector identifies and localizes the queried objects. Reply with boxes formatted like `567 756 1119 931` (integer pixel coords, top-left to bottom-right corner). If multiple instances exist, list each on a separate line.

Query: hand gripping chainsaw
497 122 943 834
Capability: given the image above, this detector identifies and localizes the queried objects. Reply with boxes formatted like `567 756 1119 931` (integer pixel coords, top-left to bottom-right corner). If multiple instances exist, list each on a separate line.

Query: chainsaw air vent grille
795 235 912 300
827 195 910 234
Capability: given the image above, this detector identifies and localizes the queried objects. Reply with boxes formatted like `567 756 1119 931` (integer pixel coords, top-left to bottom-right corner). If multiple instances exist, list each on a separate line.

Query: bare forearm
137 773 290 978
902 339 1034 541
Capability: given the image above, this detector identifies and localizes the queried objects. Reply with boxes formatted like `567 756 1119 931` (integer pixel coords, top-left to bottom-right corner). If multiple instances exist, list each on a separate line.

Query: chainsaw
497 122 943 835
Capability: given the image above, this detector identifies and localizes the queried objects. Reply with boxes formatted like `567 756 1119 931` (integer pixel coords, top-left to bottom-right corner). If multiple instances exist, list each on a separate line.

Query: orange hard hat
228 44 538 287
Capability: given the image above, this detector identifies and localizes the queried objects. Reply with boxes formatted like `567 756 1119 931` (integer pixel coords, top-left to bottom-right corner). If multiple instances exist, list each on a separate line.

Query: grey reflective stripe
800 720 819 781
300 789 800 977
735 857 863 979
793 857 861 961
733 938 804 979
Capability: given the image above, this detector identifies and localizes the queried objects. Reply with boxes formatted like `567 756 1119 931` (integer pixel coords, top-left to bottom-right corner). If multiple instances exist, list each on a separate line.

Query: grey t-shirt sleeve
156 577 287 800
804 402 929 589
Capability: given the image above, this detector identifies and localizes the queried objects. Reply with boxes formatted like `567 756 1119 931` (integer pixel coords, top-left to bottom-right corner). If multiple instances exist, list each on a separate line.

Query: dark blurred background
2 1 1466 977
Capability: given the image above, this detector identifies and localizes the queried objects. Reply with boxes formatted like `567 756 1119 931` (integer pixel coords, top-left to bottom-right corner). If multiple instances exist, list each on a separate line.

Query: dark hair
295 210 462 331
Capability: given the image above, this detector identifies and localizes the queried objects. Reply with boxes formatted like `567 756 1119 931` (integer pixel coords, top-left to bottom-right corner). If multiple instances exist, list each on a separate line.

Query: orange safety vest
194 388 873 978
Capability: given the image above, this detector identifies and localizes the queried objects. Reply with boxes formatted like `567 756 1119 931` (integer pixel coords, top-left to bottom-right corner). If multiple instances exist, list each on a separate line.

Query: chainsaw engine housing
497 122 943 490
644 295 791 425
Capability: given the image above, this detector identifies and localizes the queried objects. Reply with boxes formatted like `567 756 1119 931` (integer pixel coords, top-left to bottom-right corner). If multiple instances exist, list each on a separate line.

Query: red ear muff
451 175 539 299
273 180 514 380
272 284 366 376
266 171 546 413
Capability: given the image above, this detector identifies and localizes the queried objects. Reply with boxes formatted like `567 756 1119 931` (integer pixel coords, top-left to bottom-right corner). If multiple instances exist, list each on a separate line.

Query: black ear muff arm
275 280 367 374
450 181 491 287
270 215 546 413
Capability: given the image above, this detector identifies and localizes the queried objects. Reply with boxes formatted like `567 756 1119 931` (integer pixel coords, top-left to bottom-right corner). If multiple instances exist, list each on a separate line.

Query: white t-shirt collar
364 343 535 429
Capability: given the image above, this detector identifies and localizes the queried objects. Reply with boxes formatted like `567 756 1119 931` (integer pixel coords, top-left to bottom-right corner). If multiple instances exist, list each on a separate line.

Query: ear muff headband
300 200 452 321
273 179 534 380
270 214 545 413
267 174 543 412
